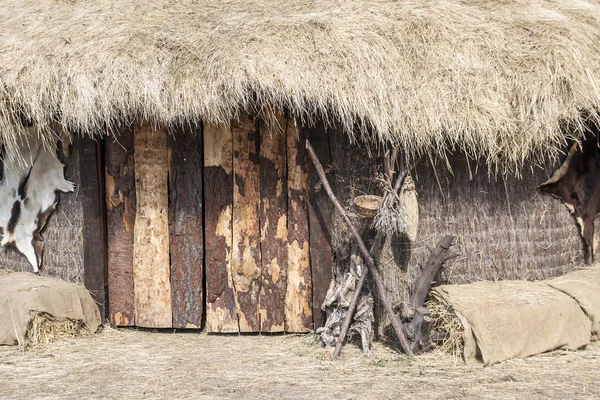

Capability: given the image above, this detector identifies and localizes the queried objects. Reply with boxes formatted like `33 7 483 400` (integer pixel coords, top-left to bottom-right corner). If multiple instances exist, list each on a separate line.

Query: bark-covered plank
105 127 136 326
132 124 172 328
79 137 108 320
204 123 238 333
169 125 204 329
259 115 288 332
306 124 334 330
285 120 313 332
232 113 262 332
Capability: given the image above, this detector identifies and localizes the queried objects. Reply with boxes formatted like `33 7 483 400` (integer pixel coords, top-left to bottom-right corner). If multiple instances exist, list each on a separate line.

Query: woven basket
353 195 383 218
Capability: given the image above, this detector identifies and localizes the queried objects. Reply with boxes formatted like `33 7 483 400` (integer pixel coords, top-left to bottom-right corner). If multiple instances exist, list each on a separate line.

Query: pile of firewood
307 141 457 357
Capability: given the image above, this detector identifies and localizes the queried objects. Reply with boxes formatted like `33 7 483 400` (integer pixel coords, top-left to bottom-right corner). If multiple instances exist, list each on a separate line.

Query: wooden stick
333 156 410 358
306 140 413 356
384 145 399 185
410 235 458 308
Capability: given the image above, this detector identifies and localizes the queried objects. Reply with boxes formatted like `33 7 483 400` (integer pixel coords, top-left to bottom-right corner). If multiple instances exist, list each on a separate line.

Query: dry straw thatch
1 0 600 169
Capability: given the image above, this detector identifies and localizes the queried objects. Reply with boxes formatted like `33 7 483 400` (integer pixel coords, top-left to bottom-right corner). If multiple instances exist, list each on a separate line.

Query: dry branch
410 235 458 308
306 139 413 356
406 235 458 354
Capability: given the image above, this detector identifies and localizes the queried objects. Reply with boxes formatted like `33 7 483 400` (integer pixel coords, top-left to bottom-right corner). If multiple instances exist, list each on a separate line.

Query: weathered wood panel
79 137 108 320
285 120 313 332
259 115 288 332
204 123 238 333
105 127 136 326
305 124 334 330
133 124 172 328
232 113 262 332
169 125 204 329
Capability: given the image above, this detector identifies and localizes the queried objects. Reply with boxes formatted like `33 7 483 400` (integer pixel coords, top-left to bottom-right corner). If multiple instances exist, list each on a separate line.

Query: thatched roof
2 0 600 168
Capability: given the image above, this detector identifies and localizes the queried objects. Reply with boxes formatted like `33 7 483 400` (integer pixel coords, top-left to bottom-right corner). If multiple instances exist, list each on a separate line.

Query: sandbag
431 280 591 365
0 272 101 345
547 265 600 340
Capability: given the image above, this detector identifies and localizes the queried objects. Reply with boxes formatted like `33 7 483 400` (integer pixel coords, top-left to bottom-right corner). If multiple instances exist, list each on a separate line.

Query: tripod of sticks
305 140 457 358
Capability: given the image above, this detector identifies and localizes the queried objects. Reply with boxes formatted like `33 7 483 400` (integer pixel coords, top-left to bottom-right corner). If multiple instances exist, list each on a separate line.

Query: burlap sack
0 272 101 345
432 280 591 365
547 265 600 340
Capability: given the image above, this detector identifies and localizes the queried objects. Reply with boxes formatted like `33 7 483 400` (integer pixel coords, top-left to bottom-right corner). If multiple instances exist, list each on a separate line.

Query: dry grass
25 313 90 348
1 0 600 170
426 298 465 359
0 327 599 400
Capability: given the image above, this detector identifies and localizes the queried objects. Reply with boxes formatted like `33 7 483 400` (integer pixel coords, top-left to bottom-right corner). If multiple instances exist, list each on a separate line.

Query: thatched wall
412 156 583 284
1 141 84 283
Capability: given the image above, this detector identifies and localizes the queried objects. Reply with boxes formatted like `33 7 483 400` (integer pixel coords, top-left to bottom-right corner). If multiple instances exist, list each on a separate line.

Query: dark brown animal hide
539 130 600 264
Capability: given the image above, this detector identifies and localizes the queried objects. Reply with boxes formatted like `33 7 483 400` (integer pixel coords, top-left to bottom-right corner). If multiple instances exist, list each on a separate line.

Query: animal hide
0 128 74 272
539 131 600 264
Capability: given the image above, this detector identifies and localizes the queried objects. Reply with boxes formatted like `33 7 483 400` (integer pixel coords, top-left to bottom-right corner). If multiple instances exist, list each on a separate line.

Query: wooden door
107 114 317 332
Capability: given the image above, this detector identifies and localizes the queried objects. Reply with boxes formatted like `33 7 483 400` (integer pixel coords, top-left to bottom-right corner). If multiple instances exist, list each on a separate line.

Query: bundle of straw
371 182 408 236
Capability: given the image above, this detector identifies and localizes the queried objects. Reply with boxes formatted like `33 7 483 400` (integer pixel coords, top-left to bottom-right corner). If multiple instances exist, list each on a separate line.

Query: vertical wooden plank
259 115 288 332
285 120 313 332
79 137 107 320
232 113 262 332
204 123 238 333
133 123 172 328
169 125 204 329
306 124 334 330
105 127 136 326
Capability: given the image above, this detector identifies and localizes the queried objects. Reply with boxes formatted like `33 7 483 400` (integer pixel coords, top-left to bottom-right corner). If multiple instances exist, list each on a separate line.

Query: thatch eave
1 0 600 170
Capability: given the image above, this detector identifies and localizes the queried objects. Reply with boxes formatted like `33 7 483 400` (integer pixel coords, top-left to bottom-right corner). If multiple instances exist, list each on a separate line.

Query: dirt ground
1 328 599 400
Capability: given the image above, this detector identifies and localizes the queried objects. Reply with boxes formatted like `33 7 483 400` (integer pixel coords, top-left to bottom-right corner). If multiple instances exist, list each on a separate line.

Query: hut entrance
106 113 314 332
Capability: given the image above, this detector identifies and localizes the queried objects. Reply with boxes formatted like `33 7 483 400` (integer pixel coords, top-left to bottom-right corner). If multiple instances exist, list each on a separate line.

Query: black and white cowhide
0 128 74 272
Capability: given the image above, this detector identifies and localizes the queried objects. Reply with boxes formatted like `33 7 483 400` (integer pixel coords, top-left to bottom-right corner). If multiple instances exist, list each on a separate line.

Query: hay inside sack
25 312 90 347
0 271 101 346
428 274 597 365
425 297 464 359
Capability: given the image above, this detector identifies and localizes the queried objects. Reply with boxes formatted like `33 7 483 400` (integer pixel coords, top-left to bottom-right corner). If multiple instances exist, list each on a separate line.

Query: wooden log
232 113 262 332
168 125 204 329
105 127 136 326
204 123 238 333
305 124 334 330
285 119 313 332
333 246 372 358
405 307 433 354
79 137 107 319
132 123 172 328
410 235 458 308
259 115 288 332
306 140 413 356
406 235 457 353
